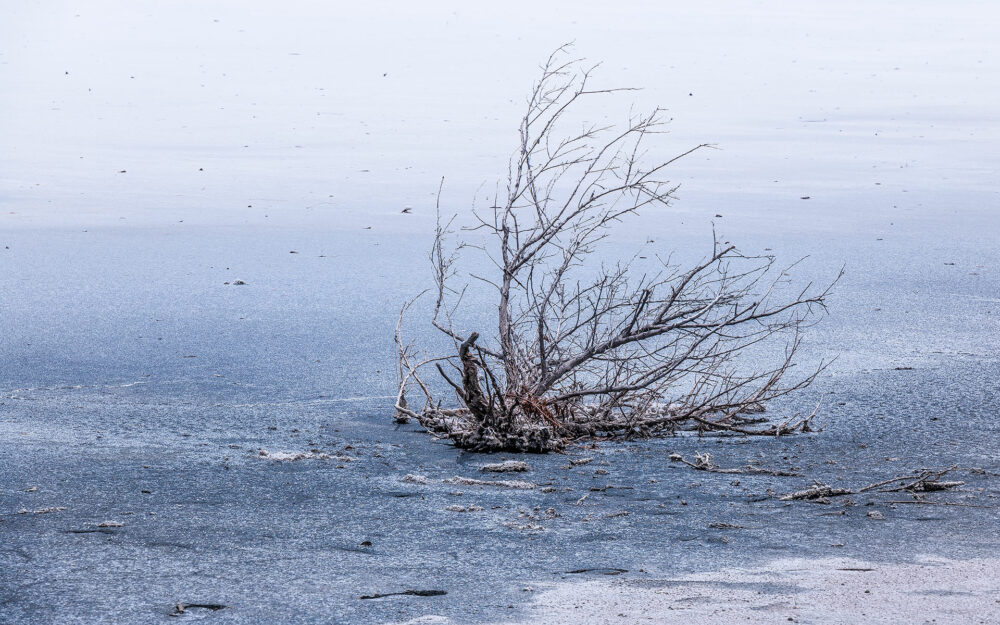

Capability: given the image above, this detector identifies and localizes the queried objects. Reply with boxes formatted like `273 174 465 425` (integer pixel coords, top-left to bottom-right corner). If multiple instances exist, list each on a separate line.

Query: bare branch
392 47 836 452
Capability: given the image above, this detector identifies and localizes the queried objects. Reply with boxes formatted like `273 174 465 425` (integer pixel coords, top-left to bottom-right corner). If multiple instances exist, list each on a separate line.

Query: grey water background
2 2 999 623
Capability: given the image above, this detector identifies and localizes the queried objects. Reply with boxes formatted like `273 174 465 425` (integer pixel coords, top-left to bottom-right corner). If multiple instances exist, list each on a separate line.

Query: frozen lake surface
1 1 998 623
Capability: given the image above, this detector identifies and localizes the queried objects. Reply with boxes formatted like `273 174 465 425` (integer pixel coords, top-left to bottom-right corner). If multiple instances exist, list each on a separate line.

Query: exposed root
403 401 816 453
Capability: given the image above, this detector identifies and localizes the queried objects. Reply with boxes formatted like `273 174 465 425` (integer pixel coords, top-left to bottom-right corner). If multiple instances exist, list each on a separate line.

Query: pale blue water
2 2 999 623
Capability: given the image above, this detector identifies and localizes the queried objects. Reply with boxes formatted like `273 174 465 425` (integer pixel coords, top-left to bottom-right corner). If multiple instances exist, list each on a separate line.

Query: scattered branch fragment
96 521 124 528
401 473 430 485
360 590 447 600
779 483 855 502
445 476 536 490
169 604 228 617
780 467 966 503
480 460 531 473
674 451 801 476
445 504 484 512
395 46 836 452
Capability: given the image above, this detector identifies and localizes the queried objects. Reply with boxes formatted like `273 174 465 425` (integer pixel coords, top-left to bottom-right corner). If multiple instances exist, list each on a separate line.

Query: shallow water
2 2 999 623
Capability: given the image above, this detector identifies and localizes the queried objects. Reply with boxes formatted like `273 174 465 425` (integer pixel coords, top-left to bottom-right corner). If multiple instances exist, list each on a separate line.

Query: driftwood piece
360 590 447 600
780 484 854 502
480 460 531 473
169 604 228 617
677 452 801 477
884 500 989 508
445 476 536 490
780 467 966 502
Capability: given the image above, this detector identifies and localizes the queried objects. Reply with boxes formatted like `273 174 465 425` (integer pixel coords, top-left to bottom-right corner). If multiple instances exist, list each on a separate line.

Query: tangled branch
394 47 837 452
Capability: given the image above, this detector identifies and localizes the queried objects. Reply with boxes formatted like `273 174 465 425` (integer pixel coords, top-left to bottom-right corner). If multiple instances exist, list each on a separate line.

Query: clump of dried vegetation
394 47 838 452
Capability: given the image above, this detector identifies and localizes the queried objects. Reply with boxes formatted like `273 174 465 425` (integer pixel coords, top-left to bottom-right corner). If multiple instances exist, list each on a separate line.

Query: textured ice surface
1 1 999 623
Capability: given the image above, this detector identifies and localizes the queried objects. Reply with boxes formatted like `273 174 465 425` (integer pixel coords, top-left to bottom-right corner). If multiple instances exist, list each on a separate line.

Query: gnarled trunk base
408 402 814 453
